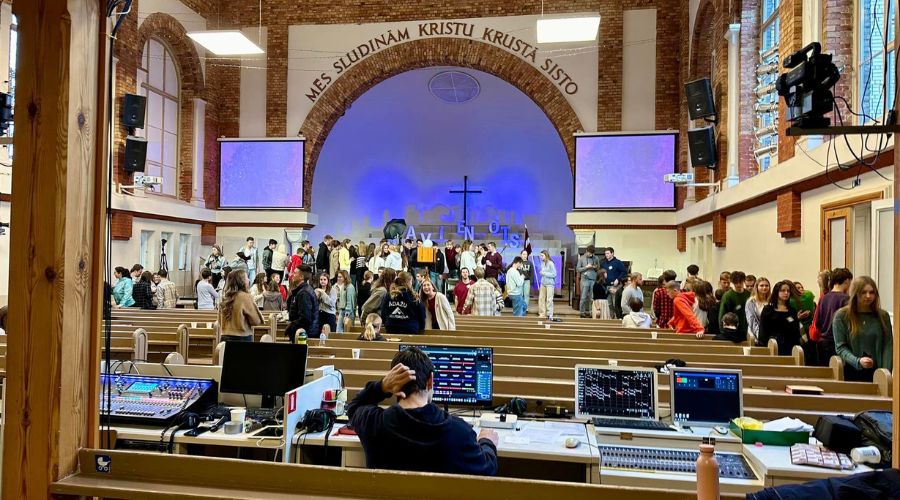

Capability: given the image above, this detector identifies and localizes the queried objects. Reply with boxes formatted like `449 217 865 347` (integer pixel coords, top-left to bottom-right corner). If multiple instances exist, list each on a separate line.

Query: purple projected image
220 140 304 208
574 133 676 209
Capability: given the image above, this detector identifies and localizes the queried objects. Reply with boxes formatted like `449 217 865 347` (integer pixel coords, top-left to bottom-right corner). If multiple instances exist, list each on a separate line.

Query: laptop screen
576 365 657 419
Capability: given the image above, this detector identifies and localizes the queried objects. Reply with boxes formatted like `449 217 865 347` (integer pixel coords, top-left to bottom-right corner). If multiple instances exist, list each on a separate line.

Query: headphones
494 397 527 417
298 409 336 434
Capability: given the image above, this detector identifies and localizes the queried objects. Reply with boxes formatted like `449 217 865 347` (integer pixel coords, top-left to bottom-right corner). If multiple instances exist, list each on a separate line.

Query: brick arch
298 37 584 208
136 13 206 202
690 0 716 81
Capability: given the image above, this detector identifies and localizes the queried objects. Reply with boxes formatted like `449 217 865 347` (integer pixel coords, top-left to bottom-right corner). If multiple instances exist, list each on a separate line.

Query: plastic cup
742 347 751 356
352 348 361 359
651 331 658 340
230 408 246 429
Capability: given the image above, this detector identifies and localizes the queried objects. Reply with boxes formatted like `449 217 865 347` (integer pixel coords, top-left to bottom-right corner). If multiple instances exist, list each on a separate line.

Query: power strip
479 412 518 429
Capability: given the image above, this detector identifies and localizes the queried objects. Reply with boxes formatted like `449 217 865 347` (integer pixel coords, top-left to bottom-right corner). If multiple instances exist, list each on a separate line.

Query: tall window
754 0 780 173
3 13 16 161
858 0 896 123
137 38 179 197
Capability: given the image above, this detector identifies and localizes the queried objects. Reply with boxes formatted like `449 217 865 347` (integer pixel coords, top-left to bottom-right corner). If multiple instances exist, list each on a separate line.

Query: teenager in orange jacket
665 281 705 338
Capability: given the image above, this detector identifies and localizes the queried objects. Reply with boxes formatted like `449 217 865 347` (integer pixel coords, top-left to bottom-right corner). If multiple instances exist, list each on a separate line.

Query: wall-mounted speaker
685 78 716 120
121 93 147 129
123 136 148 173
688 127 717 169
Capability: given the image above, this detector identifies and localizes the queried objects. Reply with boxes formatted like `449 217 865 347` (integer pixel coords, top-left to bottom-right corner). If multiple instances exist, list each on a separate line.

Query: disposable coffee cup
651 331 658 340
850 446 881 464
742 347 752 356
230 408 247 428
545 324 551 330
608 359 618 367
352 348 361 359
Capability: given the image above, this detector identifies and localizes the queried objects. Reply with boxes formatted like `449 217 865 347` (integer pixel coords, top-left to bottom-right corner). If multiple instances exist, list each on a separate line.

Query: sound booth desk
110 418 871 493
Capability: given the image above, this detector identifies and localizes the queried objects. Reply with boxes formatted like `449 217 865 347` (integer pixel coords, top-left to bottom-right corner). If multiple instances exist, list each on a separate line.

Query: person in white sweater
420 280 456 331
622 296 652 328
745 277 771 343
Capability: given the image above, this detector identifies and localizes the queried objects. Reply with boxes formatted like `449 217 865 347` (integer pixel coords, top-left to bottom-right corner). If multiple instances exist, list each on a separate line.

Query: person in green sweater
790 281 816 333
716 271 751 343
832 276 893 382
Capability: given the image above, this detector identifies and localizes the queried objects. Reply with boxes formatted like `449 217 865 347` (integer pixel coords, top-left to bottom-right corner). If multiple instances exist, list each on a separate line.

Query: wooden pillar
893 4 900 469
1 0 103 496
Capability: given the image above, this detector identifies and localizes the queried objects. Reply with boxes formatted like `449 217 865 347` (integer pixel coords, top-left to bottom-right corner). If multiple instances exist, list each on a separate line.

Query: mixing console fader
599 445 758 480
100 374 217 425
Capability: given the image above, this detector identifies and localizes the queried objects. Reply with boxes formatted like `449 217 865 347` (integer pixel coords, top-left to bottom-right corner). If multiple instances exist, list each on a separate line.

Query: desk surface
742 442 873 481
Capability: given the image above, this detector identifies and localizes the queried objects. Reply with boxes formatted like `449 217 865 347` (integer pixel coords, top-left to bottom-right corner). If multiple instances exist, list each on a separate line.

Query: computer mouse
564 437 580 449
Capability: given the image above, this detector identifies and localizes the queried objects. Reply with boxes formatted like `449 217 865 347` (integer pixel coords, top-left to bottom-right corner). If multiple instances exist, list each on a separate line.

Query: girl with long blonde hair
832 276 893 381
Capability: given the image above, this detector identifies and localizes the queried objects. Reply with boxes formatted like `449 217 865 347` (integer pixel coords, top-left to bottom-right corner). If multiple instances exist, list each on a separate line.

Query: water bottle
696 443 720 500
297 330 307 345
319 330 328 347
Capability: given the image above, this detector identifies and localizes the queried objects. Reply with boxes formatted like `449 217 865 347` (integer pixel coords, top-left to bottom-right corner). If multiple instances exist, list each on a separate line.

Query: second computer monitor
399 344 493 407
670 368 743 426
575 365 658 420
220 342 309 405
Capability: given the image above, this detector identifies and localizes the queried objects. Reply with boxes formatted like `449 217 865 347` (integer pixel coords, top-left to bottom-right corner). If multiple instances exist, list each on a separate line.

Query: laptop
575 364 674 432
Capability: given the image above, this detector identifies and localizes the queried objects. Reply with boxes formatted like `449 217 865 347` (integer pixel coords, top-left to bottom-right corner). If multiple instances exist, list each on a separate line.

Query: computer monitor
220 342 308 407
575 365 658 420
670 368 743 426
399 345 493 407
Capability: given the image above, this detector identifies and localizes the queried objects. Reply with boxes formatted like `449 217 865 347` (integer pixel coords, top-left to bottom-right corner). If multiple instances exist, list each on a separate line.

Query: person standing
717 271 751 343
381 272 425 334
619 273 644 318
111 266 135 308
357 271 374 319
445 240 458 279
591 270 612 320
652 270 677 330
454 267 475 315
285 266 320 342
315 272 338 334
601 247 627 317
481 242 503 280
517 249 533 311
385 244 403 271
302 241 316 270
759 280 802 355
746 277 771 344
230 251 250 276
196 268 219 310
459 240 477 275
154 269 179 309
665 282 705 338
249 272 267 308
576 245 601 318
287 247 304 278
814 268 853 365
336 270 357 332
262 239 276 279
421 280 456 331
132 271 157 310
243 237 259 283
271 244 289 282
538 250 557 319
316 235 334 275
217 269 264 342
506 257 526 317
204 245 226 289
464 268 500 317
355 242 369 290
261 280 286 311
832 276 893 381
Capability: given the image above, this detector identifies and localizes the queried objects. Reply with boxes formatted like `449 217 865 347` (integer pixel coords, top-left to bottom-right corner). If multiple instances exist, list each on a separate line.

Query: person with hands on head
347 347 499 475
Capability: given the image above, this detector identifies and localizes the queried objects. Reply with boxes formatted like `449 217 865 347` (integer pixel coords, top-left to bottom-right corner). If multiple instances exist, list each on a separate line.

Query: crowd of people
110 234 560 338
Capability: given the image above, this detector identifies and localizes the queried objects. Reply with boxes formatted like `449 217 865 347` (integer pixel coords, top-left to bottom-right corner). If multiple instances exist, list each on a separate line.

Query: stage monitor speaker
688 127 717 169
685 78 716 120
123 136 148 173
121 94 147 128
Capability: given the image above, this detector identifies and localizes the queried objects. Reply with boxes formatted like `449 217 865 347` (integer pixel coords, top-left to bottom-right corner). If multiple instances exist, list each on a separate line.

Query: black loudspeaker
0 92 11 134
687 127 717 169
123 136 148 173
121 93 147 128
685 78 716 120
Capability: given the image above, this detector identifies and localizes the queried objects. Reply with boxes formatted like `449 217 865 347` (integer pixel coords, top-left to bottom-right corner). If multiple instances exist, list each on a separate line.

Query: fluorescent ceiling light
536 16 601 43
187 30 264 55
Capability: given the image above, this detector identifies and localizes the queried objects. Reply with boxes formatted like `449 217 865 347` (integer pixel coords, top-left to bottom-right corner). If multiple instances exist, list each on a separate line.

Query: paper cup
742 347 751 356
190 322 197 329
608 359 618 367
651 331 658 340
230 408 246 428
545 324 551 330
352 348 361 359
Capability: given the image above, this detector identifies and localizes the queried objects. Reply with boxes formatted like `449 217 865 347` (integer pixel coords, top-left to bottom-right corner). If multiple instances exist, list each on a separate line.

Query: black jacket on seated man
347 348 498 476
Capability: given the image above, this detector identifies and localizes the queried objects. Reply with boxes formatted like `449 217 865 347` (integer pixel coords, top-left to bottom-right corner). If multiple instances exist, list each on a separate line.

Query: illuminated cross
449 175 483 226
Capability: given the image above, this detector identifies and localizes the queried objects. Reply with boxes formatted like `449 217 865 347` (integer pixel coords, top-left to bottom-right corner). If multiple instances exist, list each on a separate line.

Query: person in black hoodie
347 347 499 475
315 235 333 276
381 272 425 334
285 265 320 342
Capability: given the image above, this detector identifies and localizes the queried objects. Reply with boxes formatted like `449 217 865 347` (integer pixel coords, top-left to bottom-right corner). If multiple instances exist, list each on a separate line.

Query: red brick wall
676 225 687 252
712 212 727 247
689 0 716 201
739 0 761 180
776 190 802 238
111 211 134 241
823 0 853 122
200 222 217 246
777 0 803 163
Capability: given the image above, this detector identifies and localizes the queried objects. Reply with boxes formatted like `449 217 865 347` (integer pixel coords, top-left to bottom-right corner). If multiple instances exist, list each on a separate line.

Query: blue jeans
511 295 527 316
580 279 595 315
429 271 443 293
248 268 256 284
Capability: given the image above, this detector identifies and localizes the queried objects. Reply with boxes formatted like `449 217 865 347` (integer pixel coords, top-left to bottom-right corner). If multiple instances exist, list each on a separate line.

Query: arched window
755 0 780 173
136 38 179 197
858 0 895 123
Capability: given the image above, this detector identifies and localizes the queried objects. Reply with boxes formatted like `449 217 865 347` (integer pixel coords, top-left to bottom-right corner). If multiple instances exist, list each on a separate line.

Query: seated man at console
347 347 499 476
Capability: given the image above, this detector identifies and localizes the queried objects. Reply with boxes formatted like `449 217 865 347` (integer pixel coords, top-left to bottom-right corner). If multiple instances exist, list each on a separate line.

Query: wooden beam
1 0 102 496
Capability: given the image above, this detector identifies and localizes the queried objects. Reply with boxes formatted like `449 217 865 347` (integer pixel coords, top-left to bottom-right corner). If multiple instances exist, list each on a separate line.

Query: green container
729 421 809 446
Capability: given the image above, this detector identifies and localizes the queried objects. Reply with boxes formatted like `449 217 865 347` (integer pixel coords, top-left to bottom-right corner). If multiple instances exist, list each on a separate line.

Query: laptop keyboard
592 417 675 431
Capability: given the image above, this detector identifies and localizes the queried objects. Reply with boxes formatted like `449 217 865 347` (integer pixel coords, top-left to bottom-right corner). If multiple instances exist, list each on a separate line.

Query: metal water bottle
696 443 720 500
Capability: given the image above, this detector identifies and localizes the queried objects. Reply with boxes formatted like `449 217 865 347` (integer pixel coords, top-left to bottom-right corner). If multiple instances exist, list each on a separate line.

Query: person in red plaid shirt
652 270 677 328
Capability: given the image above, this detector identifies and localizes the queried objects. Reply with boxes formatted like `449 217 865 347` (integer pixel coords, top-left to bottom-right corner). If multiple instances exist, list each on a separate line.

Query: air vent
428 71 480 104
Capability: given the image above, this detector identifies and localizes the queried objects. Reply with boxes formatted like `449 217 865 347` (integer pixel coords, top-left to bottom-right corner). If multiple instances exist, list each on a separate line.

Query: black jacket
286 282 319 341
347 380 498 476
315 242 330 273
380 289 425 334
261 247 273 270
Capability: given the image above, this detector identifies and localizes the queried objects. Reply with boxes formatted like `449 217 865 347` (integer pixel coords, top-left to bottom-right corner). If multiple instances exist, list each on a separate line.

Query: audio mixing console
599 445 758 480
100 374 217 425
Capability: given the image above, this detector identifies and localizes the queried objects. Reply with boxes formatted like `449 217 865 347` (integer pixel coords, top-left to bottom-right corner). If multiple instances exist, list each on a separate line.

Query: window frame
754 0 781 173
137 37 181 198
856 0 896 124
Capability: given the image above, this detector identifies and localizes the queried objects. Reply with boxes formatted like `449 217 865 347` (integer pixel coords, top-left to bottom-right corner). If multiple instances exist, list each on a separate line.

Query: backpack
854 410 892 468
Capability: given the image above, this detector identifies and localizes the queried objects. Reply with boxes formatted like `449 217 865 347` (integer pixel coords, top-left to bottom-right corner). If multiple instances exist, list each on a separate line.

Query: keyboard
591 417 675 431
